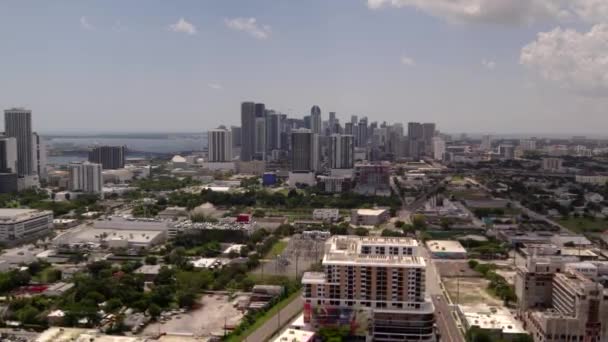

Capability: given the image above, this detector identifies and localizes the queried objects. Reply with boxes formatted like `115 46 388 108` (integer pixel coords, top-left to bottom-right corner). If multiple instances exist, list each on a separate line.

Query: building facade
68 162 103 194
4 108 33 176
329 134 355 170
208 128 233 162
0 209 53 244
88 145 126 170
240 102 256 162
291 129 318 172
302 236 435 341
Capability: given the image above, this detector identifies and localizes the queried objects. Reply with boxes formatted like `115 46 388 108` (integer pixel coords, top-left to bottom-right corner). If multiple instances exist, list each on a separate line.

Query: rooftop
271 328 315 342
355 208 388 216
459 304 526 335
0 209 52 223
426 240 467 254
36 327 146 342
324 236 423 267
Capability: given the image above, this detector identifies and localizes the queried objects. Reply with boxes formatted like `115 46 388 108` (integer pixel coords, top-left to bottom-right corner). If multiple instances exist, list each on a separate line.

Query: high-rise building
310 106 322 135
265 111 283 152
354 162 391 196
68 162 103 194
302 236 435 341
351 115 358 126
344 122 353 135
0 137 18 173
88 146 126 170
432 136 445 161
208 128 233 162
230 126 242 148
328 112 337 135
254 103 266 118
407 122 424 159
32 133 47 181
480 135 492 151
499 144 515 160
422 123 436 156
290 128 318 172
520 139 537 151
356 118 368 148
329 134 354 169
254 116 266 160
240 102 256 161
4 108 33 176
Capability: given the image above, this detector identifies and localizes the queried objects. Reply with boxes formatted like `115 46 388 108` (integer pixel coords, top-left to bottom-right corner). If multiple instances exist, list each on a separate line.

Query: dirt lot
141 294 244 339
443 277 503 307
435 260 479 278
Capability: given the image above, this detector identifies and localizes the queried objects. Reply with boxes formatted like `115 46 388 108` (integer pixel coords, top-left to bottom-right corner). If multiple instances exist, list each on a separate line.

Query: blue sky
1 0 607 135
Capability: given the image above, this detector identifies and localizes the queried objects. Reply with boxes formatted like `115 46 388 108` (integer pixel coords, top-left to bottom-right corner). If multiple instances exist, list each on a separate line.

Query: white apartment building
432 137 445 161
208 128 233 162
302 236 435 341
68 162 103 194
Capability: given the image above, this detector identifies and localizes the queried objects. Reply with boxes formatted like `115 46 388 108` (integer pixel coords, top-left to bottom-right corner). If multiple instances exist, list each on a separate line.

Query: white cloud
367 0 607 25
208 83 223 90
169 18 197 35
520 24 608 96
482 59 496 69
400 56 416 66
224 17 271 40
80 16 94 30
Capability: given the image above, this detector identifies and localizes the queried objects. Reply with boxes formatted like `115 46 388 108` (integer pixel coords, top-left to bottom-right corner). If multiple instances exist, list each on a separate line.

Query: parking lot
255 234 326 280
141 294 244 339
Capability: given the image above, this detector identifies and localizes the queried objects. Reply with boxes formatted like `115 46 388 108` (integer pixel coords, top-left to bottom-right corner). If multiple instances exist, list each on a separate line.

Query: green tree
145 255 158 265
354 227 369 236
412 214 427 230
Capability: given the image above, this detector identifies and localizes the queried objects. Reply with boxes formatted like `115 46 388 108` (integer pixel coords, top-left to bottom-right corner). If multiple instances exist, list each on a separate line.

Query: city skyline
1 1 608 134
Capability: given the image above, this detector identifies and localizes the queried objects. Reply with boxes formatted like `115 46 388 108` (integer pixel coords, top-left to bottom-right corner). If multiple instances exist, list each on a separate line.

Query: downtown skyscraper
310 105 322 135
240 102 256 161
4 108 33 177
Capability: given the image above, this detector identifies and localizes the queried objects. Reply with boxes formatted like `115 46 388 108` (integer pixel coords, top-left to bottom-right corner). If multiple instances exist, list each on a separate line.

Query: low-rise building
312 209 340 222
0 209 53 245
271 328 315 342
458 304 528 341
350 208 389 226
575 173 608 185
426 240 467 259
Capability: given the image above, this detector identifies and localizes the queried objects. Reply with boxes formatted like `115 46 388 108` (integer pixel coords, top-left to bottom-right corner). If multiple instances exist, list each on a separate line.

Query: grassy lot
264 240 288 259
225 290 302 342
558 217 608 233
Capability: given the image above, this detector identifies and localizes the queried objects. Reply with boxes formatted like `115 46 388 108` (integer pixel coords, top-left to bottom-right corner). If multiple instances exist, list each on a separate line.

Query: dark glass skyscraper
240 102 256 161
88 145 126 170
4 108 32 177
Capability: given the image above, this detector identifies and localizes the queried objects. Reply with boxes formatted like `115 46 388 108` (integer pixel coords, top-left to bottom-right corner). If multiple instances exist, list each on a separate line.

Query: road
419 246 464 342
244 293 303 342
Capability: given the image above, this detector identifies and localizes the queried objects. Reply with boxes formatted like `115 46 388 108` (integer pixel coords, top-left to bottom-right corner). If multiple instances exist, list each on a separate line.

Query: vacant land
443 277 502 307
264 239 289 259
142 294 244 339
558 217 608 233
